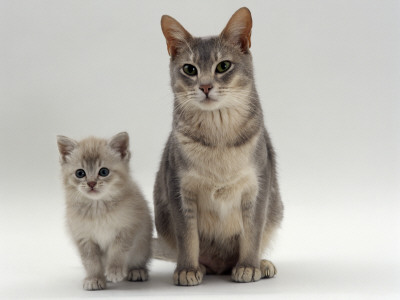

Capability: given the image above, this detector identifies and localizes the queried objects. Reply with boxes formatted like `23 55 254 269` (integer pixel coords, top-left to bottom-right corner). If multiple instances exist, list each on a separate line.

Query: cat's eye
216 61 231 73
75 169 86 178
99 167 110 177
183 64 197 76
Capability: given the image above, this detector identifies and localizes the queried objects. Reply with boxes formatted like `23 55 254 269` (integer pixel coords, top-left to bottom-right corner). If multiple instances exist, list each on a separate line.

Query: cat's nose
87 181 97 189
199 84 213 96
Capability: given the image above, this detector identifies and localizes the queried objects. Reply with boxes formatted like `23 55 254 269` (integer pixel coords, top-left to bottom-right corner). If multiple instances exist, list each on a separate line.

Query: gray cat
154 7 284 286
57 132 152 290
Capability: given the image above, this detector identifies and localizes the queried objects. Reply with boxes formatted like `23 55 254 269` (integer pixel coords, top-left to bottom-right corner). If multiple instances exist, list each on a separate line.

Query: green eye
183 64 197 76
216 61 231 73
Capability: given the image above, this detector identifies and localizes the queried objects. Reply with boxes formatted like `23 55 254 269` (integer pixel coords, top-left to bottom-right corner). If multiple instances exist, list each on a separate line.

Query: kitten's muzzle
87 181 97 189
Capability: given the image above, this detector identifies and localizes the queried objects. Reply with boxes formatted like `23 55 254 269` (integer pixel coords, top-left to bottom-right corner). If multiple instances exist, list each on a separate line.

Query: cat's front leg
77 240 106 290
172 188 204 286
232 188 265 283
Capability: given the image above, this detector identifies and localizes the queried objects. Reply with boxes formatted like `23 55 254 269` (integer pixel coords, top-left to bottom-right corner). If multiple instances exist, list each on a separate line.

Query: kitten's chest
67 203 131 250
91 215 122 250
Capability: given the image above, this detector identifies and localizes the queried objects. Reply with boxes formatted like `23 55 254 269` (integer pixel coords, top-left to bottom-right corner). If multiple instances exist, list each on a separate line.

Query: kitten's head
57 132 131 201
161 7 255 112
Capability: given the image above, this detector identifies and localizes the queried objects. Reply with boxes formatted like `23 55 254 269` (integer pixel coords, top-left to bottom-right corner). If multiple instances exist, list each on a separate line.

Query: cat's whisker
174 97 195 120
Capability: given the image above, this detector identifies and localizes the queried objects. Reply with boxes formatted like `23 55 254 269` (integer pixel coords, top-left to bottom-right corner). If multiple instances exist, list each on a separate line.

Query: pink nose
199 84 213 95
87 181 97 189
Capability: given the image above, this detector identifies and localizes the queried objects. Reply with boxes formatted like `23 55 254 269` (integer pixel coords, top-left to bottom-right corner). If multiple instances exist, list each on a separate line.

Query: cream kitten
57 132 152 291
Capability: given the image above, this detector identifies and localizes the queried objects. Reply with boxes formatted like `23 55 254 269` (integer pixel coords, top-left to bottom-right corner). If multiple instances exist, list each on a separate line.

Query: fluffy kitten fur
154 7 283 285
57 132 152 290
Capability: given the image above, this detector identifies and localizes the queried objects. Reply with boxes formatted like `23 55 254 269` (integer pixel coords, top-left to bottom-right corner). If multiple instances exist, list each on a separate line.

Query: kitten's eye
183 64 197 76
216 61 231 73
98 167 110 177
75 169 86 178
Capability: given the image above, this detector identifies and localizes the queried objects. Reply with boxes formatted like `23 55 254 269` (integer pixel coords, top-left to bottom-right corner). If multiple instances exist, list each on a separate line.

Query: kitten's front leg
127 224 152 282
232 188 265 283
77 240 106 290
172 188 204 286
105 230 133 283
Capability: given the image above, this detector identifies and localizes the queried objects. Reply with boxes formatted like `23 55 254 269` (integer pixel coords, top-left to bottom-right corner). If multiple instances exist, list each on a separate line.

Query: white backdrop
1 0 399 299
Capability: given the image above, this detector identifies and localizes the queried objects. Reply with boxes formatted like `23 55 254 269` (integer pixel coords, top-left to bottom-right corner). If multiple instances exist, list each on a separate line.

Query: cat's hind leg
259 224 278 279
260 259 277 278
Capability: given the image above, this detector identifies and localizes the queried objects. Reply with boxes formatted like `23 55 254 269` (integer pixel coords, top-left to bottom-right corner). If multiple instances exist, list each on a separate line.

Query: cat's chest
176 119 260 238
176 130 259 180
181 164 259 239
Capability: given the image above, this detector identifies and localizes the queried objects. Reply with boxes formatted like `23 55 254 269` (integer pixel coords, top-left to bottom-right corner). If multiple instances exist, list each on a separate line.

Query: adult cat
154 7 283 286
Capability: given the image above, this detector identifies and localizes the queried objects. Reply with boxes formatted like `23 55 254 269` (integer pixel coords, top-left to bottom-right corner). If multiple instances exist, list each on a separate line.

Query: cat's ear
109 132 130 161
220 7 252 52
57 135 78 163
161 15 192 57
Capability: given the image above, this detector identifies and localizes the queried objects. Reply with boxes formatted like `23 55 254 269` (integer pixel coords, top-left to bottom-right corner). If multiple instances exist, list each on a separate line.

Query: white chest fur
67 201 134 251
178 132 260 240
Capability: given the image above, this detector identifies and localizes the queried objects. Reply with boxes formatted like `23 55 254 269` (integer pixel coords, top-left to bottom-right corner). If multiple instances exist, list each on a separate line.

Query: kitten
57 132 152 290
154 7 283 286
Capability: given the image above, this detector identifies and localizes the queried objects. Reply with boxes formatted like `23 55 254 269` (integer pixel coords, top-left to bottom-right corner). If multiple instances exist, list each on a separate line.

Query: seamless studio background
1 0 399 299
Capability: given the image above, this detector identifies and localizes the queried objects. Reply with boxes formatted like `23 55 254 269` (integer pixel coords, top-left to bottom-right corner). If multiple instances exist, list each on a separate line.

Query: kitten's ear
161 15 192 57
220 7 252 52
109 132 130 161
57 135 78 163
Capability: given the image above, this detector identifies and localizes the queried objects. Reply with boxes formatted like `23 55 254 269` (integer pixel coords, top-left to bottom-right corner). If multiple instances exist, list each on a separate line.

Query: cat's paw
260 259 277 278
231 265 262 283
173 267 204 286
105 265 127 283
127 268 148 282
83 276 106 291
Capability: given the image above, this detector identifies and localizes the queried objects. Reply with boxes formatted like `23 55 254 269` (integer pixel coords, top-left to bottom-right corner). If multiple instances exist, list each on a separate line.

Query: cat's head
161 7 254 112
57 132 131 201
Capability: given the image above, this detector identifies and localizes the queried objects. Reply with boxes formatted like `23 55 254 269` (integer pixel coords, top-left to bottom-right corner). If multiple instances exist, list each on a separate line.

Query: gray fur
154 7 283 285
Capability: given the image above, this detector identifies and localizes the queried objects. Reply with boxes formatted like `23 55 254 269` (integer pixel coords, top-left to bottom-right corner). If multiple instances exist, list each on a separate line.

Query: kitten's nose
87 181 97 189
199 84 213 96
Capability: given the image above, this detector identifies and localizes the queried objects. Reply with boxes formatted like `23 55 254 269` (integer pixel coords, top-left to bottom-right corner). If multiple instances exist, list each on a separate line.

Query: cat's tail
152 238 177 262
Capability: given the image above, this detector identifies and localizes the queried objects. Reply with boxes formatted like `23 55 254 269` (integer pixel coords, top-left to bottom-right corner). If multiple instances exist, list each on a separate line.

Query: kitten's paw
83 277 106 291
127 268 148 282
260 259 277 278
173 267 204 286
105 265 126 283
231 266 262 283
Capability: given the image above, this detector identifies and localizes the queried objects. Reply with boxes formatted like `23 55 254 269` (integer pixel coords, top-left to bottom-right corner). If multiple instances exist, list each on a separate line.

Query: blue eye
75 169 86 178
99 168 110 177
